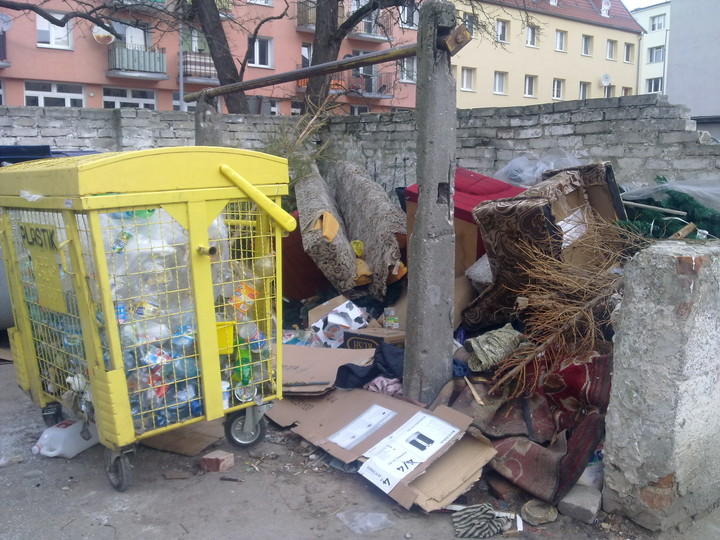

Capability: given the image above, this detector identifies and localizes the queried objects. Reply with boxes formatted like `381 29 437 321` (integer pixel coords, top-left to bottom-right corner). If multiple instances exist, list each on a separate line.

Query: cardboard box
265 388 496 511
342 327 406 349
282 344 375 395
309 296 369 348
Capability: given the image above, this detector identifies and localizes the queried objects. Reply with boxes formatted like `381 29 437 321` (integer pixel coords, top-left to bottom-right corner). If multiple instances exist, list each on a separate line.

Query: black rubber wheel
224 410 267 448
105 449 133 492
41 402 63 427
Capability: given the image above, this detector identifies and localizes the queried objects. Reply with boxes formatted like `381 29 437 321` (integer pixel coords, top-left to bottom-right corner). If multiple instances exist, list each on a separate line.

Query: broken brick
200 450 235 473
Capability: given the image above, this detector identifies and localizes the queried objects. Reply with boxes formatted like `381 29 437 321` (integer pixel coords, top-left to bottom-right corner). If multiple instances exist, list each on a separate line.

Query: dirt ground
1 361 717 540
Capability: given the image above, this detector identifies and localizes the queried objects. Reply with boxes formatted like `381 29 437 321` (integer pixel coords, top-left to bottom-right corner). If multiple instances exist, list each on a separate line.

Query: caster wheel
224 410 267 449
105 449 133 492
41 402 63 427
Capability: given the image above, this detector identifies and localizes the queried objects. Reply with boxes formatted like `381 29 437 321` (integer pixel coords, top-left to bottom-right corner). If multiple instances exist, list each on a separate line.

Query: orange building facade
0 0 419 115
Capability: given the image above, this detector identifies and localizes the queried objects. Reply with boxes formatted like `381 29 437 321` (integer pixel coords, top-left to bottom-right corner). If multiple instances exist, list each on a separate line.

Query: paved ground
2 361 719 539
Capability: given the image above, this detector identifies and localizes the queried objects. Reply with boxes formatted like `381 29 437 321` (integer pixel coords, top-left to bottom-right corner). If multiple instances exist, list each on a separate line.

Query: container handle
57 239 75 275
219 164 297 233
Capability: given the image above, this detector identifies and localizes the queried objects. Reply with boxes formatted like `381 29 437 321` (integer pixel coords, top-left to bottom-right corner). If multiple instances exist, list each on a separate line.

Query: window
112 21 151 49
579 81 591 99
36 11 72 49
172 91 197 112
552 78 564 100
291 101 303 115
399 56 417 83
526 26 538 47
269 99 278 115
650 14 666 31
524 75 537 97
400 2 419 29
24 81 84 107
624 43 635 63
249 0 272 5
493 71 507 94
181 28 209 53
460 67 475 91
103 87 156 109
496 20 509 43
648 46 665 63
555 30 567 51
606 40 617 60
604 85 615 98
463 12 478 37
248 37 273 68
622 87 633 96
581 35 593 56
301 42 312 68
350 105 370 115
646 77 663 93
0 80 3 106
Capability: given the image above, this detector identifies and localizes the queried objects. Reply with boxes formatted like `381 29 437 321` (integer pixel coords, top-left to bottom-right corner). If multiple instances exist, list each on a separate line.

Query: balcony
108 0 165 13
181 51 219 85
0 32 9 68
107 42 168 80
297 70 395 99
296 1 393 41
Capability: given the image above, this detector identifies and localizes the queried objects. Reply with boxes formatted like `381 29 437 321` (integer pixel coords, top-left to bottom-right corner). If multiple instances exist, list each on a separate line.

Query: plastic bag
621 178 720 214
494 149 582 187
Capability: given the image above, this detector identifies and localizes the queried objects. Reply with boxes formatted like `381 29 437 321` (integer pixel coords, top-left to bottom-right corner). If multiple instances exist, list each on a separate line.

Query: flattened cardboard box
266 388 496 511
282 344 375 395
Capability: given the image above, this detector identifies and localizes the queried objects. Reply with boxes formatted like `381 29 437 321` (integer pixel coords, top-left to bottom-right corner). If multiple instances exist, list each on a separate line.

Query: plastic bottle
31 419 99 458
231 341 255 403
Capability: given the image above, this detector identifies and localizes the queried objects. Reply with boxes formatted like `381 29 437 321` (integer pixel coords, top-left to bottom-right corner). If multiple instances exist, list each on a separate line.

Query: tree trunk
193 0 249 114
305 0 344 109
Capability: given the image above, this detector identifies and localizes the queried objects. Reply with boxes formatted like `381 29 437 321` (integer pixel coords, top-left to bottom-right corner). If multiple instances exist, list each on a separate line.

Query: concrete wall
604 241 720 531
324 94 720 192
1 94 719 192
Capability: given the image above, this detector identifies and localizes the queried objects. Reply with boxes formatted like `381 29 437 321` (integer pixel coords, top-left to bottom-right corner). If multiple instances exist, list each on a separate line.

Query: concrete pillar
195 95 224 146
403 0 456 405
604 241 720 531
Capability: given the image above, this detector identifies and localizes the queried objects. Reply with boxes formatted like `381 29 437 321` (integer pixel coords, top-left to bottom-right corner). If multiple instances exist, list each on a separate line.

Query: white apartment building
631 1 670 96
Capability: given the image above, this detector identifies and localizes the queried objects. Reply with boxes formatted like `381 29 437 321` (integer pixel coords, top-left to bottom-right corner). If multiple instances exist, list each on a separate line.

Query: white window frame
463 12 477 38
248 37 273 68
648 46 665 63
650 14 666 31
399 2 419 29
552 78 564 100
460 67 475 91
24 81 84 107
496 19 509 43
493 71 507 95
579 81 590 99
604 85 616 98
36 11 72 50
399 56 417 83
646 77 663 93
102 87 156 110
606 39 617 60
524 75 537 97
248 0 273 5
350 105 370 115
624 42 634 63
555 30 567 52
581 35 593 56
526 25 538 47
622 87 633 96
0 80 3 106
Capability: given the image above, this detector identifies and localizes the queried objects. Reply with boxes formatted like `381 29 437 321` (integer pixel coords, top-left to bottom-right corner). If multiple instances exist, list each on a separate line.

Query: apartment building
631 1 670 96
0 0 418 115
451 0 644 108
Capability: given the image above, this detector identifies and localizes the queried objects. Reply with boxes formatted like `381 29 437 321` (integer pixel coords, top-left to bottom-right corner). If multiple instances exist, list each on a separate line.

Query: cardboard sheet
281 344 375 395
141 418 225 456
266 389 496 511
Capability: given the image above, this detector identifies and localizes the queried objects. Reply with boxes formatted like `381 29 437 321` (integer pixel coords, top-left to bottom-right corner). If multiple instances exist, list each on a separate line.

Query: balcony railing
296 1 393 40
297 69 395 99
0 33 8 68
181 51 218 81
108 42 167 77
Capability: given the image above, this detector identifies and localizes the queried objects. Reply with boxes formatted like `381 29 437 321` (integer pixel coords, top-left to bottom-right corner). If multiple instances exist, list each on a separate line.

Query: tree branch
238 0 289 78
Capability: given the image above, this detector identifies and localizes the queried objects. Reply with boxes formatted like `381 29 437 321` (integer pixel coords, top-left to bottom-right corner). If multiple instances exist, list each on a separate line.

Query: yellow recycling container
0 147 295 490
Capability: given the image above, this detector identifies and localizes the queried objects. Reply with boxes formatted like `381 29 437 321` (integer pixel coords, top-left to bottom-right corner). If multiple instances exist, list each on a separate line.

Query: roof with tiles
478 0 645 34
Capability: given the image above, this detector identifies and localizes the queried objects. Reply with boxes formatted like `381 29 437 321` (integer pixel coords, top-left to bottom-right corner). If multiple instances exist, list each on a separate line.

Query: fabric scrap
452 504 513 538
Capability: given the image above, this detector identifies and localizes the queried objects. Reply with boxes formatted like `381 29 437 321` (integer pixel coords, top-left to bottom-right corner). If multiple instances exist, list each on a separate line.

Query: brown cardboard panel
265 389 495 511
282 344 374 395
342 327 406 349
141 419 225 456
307 295 349 327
